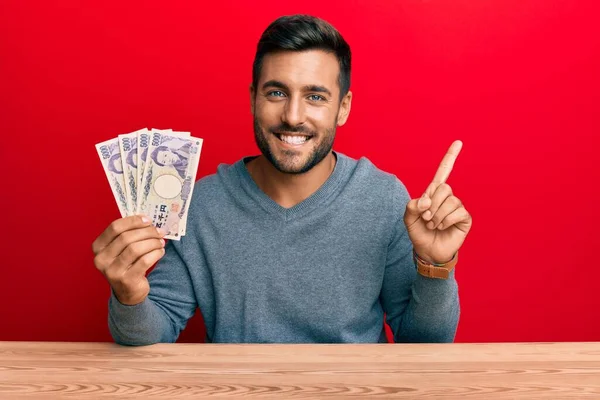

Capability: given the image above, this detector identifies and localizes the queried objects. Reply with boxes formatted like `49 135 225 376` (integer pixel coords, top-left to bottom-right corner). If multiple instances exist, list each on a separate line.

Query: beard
253 117 337 175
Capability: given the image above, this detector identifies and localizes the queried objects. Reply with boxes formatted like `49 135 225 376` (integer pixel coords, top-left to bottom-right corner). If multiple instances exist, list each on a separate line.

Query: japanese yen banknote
95 128 203 240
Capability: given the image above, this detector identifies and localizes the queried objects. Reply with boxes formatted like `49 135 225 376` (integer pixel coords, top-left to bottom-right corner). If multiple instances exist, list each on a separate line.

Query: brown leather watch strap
414 252 458 280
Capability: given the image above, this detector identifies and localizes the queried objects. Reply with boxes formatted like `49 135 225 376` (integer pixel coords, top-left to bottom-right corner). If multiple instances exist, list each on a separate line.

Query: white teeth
280 135 308 145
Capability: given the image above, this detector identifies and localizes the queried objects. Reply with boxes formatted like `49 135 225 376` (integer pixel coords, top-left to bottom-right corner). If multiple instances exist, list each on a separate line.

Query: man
92 14 472 344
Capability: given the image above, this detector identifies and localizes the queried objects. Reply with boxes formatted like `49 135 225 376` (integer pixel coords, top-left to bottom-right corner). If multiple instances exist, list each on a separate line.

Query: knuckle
107 220 120 236
123 242 142 262
430 200 442 212
112 234 126 253
104 267 121 284
120 230 136 244
91 240 99 255
431 209 443 221
115 230 136 250
93 254 106 270
138 250 158 268
140 252 154 266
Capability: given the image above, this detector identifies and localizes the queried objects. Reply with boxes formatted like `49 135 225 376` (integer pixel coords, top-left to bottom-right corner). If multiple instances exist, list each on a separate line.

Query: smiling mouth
274 132 312 145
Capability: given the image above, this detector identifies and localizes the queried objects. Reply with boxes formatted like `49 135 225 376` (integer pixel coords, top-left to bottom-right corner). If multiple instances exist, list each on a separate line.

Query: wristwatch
413 251 458 280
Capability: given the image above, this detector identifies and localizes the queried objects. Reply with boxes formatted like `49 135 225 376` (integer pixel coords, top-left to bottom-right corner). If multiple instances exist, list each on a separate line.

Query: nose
281 95 306 127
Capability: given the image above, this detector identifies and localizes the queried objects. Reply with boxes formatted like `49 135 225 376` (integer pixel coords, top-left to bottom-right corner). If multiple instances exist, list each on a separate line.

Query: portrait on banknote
149 141 192 179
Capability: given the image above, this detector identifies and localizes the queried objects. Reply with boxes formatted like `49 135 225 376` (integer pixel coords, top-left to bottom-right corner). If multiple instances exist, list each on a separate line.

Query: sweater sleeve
379 179 460 343
108 239 198 346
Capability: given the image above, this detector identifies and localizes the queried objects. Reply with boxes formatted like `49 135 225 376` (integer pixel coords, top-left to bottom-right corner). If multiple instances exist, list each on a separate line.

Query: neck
247 152 336 209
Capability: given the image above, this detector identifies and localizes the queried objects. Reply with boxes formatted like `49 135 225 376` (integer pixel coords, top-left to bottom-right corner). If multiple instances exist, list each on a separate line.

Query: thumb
405 194 430 224
417 193 431 211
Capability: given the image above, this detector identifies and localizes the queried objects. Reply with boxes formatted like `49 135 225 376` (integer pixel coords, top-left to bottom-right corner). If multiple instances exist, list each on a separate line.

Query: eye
308 94 325 102
267 91 286 97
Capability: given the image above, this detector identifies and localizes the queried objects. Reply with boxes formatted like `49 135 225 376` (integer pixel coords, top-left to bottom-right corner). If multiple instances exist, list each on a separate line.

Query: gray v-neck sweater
108 152 459 344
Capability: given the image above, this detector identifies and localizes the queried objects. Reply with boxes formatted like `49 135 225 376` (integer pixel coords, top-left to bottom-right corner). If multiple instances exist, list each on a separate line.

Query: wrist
413 250 456 266
112 287 147 306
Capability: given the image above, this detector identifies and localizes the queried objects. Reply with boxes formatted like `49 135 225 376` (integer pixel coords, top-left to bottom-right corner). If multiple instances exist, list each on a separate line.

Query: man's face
251 50 352 174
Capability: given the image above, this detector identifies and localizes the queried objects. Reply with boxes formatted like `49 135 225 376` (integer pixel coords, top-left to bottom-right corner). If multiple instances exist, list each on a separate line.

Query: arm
379 181 460 343
108 239 198 345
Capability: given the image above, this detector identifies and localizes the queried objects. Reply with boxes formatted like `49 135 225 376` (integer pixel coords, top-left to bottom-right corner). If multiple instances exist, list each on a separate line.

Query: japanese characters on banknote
95 128 203 240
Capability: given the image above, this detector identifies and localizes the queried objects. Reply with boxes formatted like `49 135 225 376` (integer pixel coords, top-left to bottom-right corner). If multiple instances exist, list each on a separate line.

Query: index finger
92 215 152 254
431 140 463 186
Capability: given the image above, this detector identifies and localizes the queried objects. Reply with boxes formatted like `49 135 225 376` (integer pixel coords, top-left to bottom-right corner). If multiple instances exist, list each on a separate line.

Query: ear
249 84 256 115
336 90 353 126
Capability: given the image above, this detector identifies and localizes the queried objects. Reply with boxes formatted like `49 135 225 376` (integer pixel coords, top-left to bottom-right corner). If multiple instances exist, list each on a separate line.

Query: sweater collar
235 151 351 221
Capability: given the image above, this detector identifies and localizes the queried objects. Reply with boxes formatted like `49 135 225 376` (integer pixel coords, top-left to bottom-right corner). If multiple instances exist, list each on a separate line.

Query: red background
1 0 599 343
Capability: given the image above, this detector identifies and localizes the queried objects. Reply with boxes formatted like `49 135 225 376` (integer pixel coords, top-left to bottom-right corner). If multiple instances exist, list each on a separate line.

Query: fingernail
160 238 165 246
141 216 151 224
423 211 432 220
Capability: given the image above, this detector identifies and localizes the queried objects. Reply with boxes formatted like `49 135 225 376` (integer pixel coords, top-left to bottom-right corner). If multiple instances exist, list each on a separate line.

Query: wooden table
1 342 599 399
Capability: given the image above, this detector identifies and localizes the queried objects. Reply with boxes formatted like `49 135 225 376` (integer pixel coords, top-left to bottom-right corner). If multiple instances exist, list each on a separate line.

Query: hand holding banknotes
92 216 166 305
93 127 203 304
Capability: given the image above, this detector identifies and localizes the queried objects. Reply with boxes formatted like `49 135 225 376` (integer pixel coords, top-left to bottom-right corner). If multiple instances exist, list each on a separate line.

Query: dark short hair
252 14 351 101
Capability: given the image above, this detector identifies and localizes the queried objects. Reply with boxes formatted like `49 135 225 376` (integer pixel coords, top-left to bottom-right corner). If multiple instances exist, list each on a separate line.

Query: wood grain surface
1 341 599 399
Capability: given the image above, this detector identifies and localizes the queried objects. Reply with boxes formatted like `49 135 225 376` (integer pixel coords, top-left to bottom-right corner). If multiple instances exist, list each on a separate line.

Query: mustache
269 123 316 136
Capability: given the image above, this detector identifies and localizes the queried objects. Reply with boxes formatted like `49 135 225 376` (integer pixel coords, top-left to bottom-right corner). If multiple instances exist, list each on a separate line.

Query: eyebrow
261 80 333 97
